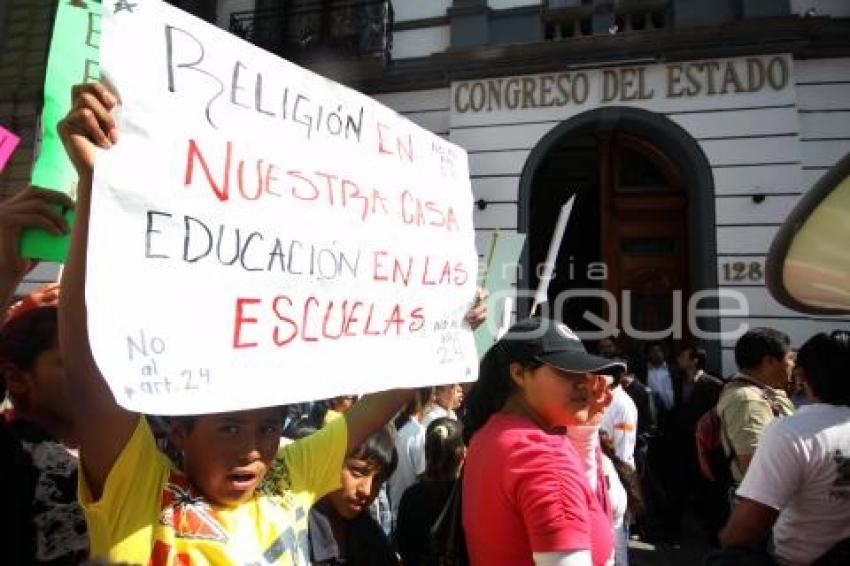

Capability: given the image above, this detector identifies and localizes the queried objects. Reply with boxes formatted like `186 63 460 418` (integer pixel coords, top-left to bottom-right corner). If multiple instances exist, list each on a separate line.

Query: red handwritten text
233 295 425 349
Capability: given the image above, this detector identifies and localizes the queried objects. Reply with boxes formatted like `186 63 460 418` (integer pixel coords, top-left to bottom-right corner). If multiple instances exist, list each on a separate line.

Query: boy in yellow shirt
57 83 485 565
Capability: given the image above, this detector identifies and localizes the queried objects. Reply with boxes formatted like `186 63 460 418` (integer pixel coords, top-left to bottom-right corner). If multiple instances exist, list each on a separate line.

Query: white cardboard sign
88 0 479 415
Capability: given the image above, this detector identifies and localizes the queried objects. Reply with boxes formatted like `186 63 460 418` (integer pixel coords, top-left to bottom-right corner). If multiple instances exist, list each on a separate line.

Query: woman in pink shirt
462 317 624 566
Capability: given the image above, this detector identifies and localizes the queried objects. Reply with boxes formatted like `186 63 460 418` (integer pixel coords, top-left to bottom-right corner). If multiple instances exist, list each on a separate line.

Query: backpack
695 377 782 483
695 407 733 484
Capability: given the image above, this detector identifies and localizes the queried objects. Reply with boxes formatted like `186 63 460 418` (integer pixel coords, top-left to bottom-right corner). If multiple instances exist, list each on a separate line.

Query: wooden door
599 133 688 350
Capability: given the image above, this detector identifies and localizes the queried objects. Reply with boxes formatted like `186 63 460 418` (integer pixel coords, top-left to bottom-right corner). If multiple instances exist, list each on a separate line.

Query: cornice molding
347 16 850 94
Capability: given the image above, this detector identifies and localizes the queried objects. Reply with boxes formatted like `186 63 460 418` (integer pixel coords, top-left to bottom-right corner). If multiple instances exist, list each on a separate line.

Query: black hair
306 400 331 429
796 331 850 406
175 416 197 432
350 423 398 480
290 424 318 440
393 386 433 430
644 341 665 357
734 327 791 371
305 397 355 429
463 338 541 444
424 417 464 481
596 336 620 357
0 306 58 404
680 343 707 371
0 306 58 372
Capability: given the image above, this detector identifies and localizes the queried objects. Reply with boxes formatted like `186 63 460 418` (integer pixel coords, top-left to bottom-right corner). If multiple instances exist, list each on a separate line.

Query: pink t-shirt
462 413 613 566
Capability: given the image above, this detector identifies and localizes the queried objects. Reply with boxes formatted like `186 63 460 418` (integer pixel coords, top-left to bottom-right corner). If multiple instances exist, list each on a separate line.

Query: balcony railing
544 0 671 39
229 0 394 65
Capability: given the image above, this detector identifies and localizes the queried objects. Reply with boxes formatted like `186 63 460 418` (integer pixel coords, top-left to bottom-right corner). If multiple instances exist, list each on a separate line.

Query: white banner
88 0 479 415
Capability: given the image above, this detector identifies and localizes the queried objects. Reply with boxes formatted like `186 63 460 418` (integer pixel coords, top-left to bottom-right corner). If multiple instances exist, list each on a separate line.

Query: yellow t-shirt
79 414 347 565
717 374 795 482
323 409 342 426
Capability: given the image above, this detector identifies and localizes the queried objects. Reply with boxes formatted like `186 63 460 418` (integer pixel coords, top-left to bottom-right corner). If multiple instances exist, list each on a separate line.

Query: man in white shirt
644 342 676 412
386 388 432 526
601 379 638 469
721 331 850 565
420 383 462 428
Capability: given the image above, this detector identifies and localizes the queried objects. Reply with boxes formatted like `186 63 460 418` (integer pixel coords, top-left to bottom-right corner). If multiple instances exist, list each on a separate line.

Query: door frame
517 106 719 369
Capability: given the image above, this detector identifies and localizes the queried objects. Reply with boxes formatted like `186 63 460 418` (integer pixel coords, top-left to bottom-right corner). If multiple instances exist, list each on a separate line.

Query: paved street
630 538 714 566
629 512 715 566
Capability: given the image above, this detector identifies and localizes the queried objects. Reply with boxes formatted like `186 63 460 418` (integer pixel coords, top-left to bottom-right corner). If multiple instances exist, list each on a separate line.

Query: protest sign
474 230 526 356
24 0 101 262
89 0 479 415
0 125 20 172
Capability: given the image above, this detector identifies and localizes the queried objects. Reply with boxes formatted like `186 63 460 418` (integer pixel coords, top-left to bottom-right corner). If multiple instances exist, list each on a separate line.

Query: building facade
223 0 850 372
2 0 849 372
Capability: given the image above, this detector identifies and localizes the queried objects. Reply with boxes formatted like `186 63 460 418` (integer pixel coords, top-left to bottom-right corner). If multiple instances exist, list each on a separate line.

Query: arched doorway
518 107 718 367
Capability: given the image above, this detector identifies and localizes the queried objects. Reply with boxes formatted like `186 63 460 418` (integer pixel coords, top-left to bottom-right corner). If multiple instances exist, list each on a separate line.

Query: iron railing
229 0 394 64
544 0 671 39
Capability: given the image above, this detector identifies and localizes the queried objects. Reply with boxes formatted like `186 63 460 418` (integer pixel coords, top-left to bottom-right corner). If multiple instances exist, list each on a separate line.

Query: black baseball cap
499 317 626 375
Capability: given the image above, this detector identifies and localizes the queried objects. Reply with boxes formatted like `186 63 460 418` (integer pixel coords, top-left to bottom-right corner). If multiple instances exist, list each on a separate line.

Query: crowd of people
0 82 849 566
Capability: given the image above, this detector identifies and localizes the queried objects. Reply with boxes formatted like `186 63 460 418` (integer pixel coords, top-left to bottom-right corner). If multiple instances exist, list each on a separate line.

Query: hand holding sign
58 83 119 181
0 187 73 305
465 287 488 330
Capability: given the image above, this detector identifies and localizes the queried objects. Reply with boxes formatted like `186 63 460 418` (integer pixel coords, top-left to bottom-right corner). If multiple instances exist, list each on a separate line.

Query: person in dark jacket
308 424 400 565
395 417 465 566
669 344 726 545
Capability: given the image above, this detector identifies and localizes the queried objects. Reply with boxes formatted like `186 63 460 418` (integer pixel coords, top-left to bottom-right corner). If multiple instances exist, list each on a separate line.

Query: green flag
24 0 101 262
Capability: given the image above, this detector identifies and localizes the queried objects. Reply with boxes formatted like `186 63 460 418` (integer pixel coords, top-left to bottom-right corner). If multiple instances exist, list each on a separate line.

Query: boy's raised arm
344 288 487 452
58 83 137 499
344 389 413 454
